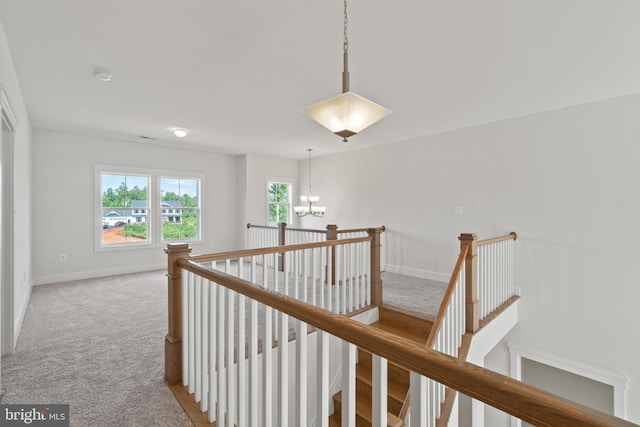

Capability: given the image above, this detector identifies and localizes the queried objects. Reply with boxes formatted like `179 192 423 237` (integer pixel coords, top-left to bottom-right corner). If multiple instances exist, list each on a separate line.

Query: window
100 173 149 245
160 177 199 240
267 180 292 225
96 165 202 250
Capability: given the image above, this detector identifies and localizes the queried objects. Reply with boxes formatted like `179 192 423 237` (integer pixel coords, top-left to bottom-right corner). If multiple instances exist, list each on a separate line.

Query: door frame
508 343 629 425
0 89 17 357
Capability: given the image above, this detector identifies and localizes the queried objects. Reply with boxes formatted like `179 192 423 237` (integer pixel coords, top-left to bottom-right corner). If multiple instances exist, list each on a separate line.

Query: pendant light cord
307 148 313 196
342 0 350 93
343 0 349 54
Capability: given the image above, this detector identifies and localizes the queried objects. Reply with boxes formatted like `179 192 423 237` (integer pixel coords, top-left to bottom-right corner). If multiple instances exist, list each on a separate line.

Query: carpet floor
0 269 446 426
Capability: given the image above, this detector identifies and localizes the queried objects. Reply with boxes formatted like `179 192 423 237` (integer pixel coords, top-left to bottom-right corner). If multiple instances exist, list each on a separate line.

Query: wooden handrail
476 231 517 246
337 225 386 234
246 222 277 230
176 258 637 427
190 236 372 263
284 226 326 233
246 223 386 235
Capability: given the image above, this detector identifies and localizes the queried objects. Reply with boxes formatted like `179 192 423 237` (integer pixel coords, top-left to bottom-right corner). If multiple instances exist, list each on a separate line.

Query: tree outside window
268 182 291 225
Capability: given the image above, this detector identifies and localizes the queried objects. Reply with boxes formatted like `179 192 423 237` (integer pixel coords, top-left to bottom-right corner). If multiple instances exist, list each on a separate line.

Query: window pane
161 177 200 240
278 204 288 221
101 174 149 244
267 182 291 225
268 203 278 224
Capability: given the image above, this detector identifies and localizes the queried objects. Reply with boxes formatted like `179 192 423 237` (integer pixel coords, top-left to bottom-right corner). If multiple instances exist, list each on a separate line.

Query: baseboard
384 263 450 283
32 263 166 286
13 282 33 350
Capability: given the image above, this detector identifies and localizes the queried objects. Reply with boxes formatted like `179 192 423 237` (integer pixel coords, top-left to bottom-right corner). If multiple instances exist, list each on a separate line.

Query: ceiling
1 0 639 160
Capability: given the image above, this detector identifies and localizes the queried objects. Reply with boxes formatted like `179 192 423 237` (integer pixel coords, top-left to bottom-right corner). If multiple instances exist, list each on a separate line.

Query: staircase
329 307 433 426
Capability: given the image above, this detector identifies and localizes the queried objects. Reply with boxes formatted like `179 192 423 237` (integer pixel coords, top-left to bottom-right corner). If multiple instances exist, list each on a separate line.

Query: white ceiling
1 0 639 159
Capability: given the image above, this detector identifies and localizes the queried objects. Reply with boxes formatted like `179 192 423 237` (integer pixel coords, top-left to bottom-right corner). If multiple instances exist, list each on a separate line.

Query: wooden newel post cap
326 224 338 240
165 242 191 254
459 233 478 242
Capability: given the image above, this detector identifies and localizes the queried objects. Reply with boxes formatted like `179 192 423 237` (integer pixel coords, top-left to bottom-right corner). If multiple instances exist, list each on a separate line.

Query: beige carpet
0 269 447 426
381 271 448 320
0 270 192 427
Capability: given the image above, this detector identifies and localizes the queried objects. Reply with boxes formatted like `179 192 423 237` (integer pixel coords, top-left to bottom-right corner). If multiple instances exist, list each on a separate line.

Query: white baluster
193 276 202 402
227 288 236 426
188 271 195 394
182 271 189 387
326 246 332 312
410 372 427 427
317 331 329 427
208 280 217 423
201 276 209 412
311 248 317 307
295 320 307 426
263 304 273 427
279 309 289 427
217 285 226 426
249 298 258 427
342 341 357 427
237 290 246 427
372 355 387 427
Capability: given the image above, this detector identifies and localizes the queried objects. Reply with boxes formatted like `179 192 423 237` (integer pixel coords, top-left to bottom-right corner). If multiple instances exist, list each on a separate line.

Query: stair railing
399 232 519 425
247 222 385 290
165 240 637 427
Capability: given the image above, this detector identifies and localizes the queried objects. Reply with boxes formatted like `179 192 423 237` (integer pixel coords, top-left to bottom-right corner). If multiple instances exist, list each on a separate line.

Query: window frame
95 165 204 251
266 177 293 226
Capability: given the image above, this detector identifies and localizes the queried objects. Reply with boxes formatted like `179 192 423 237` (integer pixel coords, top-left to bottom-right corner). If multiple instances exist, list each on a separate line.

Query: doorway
509 344 628 426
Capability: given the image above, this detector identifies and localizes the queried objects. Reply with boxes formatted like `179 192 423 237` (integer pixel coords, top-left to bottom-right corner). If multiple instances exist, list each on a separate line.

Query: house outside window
267 179 292 225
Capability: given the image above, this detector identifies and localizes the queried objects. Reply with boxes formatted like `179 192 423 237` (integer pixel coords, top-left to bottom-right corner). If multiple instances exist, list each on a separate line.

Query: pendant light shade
301 91 391 141
302 0 391 142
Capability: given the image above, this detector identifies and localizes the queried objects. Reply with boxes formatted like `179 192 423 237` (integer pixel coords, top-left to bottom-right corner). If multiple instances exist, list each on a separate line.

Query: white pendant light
302 0 391 142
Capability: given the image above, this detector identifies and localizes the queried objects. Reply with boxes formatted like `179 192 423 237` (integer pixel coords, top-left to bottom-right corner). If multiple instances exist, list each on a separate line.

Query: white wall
309 93 640 423
31 129 239 285
242 154 299 231
0 17 32 347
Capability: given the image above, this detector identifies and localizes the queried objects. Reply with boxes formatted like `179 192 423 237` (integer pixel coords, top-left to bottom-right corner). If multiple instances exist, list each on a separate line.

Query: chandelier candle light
302 0 391 142
295 149 326 217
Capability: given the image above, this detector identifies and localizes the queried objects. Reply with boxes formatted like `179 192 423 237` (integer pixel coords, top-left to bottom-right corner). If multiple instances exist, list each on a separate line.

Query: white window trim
266 176 294 225
95 164 204 251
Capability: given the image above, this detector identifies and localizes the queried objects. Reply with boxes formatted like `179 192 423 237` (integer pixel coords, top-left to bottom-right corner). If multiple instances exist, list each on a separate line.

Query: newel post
368 227 384 306
278 222 287 271
164 242 192 385
460 233 479 333
326 224 338 284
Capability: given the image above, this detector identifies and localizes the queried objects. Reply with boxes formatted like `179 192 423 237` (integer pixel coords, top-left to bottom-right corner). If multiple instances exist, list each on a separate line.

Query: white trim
508 344 629 425
1 92 17 357
384 263 450 283
31 263 165 286
0 90 18 127
13 282 31 348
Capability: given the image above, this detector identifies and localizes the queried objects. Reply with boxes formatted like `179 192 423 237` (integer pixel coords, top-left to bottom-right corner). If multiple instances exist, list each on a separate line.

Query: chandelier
294 149 326 217
302 0 391 142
